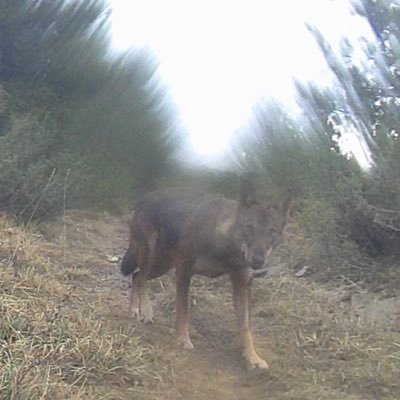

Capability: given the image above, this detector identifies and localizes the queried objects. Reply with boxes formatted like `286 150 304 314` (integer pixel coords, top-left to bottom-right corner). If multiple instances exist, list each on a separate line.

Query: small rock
106 255 119 263
294 265 309 277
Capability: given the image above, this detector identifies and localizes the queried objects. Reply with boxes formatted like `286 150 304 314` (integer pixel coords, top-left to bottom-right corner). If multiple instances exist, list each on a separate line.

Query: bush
0 114 90 222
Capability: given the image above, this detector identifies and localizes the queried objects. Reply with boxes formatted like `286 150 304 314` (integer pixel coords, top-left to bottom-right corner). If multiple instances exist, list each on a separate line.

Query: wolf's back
120 188 210 277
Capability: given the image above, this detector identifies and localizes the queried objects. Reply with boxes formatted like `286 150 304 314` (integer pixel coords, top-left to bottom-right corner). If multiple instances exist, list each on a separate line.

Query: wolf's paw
139 306 154 324
129 305 140 319
245 353 269 370
177 335 194 350
139 314 154 324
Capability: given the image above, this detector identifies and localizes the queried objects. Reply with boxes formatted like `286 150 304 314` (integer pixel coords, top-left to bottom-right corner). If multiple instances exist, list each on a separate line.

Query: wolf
120 182 287 369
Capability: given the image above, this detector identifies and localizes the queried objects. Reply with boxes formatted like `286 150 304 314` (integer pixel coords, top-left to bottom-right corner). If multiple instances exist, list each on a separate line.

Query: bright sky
109 0 373 166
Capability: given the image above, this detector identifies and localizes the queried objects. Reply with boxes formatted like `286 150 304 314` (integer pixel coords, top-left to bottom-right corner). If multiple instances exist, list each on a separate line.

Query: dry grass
0 215 166 400
0 212 399 400
251 277 400 399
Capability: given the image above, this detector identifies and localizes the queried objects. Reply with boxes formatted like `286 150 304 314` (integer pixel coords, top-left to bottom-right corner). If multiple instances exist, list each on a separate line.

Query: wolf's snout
252 250 265 270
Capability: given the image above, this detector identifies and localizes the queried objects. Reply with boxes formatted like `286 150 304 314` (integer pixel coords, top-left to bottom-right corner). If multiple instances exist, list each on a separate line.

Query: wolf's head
235 178 287 271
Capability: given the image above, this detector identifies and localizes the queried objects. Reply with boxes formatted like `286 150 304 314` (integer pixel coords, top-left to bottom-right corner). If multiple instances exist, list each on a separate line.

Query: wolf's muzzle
251 250 265 270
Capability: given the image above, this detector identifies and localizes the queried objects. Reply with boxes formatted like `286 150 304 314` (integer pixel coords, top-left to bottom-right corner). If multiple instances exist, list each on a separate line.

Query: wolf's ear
238 175 258 208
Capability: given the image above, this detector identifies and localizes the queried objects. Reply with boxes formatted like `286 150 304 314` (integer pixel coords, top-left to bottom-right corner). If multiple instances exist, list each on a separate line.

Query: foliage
0 111 90 222
234 100 367 272
65 50 178 209
266 0 400 269
0 0 111 92
0 0 178 216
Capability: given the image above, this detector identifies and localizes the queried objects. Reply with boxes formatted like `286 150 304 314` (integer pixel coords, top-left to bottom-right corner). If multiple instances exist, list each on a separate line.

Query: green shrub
0 114 90 222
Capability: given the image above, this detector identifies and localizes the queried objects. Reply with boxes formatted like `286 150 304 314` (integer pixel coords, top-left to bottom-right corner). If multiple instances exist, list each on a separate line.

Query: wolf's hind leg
137 234 157 323
175 259 194 349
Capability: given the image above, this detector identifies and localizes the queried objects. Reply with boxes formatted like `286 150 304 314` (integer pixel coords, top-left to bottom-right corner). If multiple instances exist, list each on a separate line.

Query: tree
298 0 400 256
0 0 179 217
0 0 111 91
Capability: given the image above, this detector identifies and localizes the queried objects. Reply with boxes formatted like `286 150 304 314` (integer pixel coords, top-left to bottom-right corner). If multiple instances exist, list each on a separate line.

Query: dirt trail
39 211 400 400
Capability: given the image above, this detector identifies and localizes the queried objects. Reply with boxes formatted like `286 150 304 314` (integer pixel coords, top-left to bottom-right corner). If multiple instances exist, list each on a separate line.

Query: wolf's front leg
230 270 269 370
138 278 154 323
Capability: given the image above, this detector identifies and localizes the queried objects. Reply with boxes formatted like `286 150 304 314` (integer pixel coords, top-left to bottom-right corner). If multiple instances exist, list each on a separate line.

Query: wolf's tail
120 249 138 276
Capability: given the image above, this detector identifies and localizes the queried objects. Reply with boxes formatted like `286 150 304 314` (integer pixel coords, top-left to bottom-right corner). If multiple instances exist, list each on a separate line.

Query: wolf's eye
242 224 255 242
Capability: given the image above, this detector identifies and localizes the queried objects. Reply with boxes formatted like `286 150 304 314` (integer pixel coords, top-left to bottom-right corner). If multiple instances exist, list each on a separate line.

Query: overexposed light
109 0 374 164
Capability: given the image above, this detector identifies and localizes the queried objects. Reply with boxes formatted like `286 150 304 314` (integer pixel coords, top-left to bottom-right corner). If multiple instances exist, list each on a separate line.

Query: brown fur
120 185 287 369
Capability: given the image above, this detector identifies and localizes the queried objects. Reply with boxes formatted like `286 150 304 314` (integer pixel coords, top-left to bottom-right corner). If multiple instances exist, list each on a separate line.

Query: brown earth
1 211 399 399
